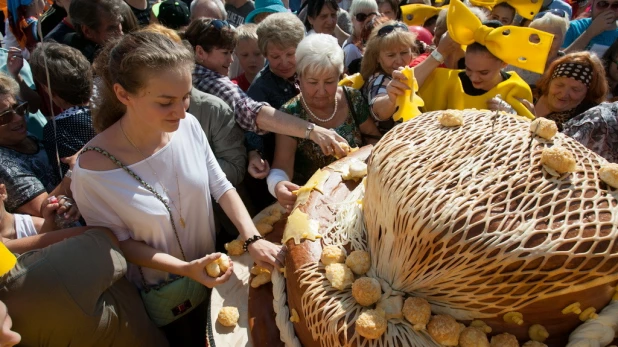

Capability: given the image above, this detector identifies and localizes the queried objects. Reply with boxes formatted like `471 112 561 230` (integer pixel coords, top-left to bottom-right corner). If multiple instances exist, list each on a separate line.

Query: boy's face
235 39 265 77
489 6 515 25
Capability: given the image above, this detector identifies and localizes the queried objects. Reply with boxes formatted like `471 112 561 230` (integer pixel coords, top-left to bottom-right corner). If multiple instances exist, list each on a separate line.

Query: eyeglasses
205 19 231 31
534 9 568 19
377 22 409 37
355 12 378 22
0 101 28 127
596 0 618 10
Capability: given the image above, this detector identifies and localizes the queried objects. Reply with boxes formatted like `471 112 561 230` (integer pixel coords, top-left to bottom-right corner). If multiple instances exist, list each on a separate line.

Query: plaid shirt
193 65 267 135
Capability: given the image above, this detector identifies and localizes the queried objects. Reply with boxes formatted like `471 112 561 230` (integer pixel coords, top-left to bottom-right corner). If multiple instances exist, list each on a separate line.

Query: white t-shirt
71 113 234 288
14 213 38 239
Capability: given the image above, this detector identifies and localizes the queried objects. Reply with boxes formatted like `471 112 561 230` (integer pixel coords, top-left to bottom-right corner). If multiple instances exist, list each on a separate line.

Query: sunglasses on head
355 12 378 22
205 19 231 31
377 22 409 37
596 0 618 9
0 101 28 127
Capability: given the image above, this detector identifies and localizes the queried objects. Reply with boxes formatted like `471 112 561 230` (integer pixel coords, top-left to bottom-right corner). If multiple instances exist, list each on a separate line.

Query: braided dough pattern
364 110 618 320
272 267 302 347
567 299 618 347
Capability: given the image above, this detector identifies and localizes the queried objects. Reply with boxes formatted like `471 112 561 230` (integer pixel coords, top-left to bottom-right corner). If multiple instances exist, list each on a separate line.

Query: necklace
120 120 186 228
301 93 338 123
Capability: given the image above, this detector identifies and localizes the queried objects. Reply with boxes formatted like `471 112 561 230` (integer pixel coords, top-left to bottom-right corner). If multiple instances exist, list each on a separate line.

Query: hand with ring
43 195 81 227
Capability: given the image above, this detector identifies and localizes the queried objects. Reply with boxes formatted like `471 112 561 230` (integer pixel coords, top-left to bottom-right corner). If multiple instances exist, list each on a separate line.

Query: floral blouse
563 102 618 163
280 86 369 185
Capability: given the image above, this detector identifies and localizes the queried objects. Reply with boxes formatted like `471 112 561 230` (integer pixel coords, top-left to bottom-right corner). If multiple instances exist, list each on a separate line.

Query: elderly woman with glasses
269 34 380 211
0 73 77 220
342 0 378 71
360 21 417 134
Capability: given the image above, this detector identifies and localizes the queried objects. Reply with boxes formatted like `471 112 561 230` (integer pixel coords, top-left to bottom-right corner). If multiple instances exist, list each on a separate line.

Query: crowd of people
0 0 616 344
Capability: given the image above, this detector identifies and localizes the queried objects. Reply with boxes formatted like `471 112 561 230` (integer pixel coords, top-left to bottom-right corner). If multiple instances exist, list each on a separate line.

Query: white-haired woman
268 34 380 210
342 0 379 70
505 13 570 87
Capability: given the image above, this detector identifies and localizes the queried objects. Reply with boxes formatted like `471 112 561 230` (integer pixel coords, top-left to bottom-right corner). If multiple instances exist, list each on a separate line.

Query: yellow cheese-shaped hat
447 0 554 74
499 0 544 19
469 0 543 19
0 243 16 276
401 4 443 26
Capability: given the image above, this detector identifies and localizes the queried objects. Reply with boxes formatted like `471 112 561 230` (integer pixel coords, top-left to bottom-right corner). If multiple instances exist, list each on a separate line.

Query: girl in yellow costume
416 0 554 119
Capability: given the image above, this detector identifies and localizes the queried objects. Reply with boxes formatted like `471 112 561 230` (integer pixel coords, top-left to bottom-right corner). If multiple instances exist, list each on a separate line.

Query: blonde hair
236 23 258 42
349 0 378 16
256 12 305 55
0 72 19 98
529 13 569 38
360 21 417 80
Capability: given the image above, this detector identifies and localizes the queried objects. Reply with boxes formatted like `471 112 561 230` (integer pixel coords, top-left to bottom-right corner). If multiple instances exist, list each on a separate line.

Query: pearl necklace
300 93 338 123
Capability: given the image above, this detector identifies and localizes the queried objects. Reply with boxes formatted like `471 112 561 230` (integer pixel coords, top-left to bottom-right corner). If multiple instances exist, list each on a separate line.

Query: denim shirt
245 66 300 155
247 65 299 110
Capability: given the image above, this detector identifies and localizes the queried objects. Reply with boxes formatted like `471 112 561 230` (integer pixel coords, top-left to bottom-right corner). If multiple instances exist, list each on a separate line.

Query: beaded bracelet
243 235 264 252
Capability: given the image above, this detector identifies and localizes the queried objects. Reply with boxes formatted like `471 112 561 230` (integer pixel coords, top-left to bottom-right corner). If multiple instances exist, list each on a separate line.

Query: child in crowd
231 24 265 91
29 42 97 182
0 183 73 241
489 2 517 25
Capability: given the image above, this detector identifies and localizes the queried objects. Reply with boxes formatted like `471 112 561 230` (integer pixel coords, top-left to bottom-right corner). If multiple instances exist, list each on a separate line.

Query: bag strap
342 86 383 141
342 86 358 122
80 146 187 287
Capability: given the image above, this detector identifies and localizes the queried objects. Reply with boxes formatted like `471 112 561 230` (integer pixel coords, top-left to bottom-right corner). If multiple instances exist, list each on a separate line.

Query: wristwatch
431 49 445 64
65 169 73 179
304 123 315 139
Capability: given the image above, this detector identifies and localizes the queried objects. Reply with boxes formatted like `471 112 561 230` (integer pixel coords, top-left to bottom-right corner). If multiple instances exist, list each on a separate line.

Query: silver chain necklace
120 120 186 228
300 93 338 123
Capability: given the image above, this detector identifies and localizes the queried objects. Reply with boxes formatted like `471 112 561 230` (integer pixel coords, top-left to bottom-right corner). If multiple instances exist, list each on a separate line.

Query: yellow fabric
401 4 444 26
339 73 365 90
419 68 535 119
469 0 543 19
0 243 16 276
447 0 553 74
498 0 543 19
393 66 425 122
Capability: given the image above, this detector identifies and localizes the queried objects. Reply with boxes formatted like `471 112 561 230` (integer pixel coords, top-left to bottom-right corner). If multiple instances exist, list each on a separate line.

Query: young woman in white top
70 32 284 344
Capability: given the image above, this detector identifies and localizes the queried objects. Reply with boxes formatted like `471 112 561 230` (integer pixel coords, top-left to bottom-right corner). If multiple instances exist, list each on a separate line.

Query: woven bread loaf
282 110 618 347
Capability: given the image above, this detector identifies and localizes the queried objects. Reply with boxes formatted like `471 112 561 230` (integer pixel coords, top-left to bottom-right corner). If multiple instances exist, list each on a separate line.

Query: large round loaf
280 110 618 347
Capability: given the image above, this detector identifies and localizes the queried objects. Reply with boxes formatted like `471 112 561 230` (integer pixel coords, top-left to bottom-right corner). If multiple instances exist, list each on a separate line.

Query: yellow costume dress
419 68 534 118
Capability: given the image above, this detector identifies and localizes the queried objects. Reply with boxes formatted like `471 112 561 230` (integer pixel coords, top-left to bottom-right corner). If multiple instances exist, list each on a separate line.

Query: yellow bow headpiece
469 0 543 20
447 0 553 74
401 4 445 26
